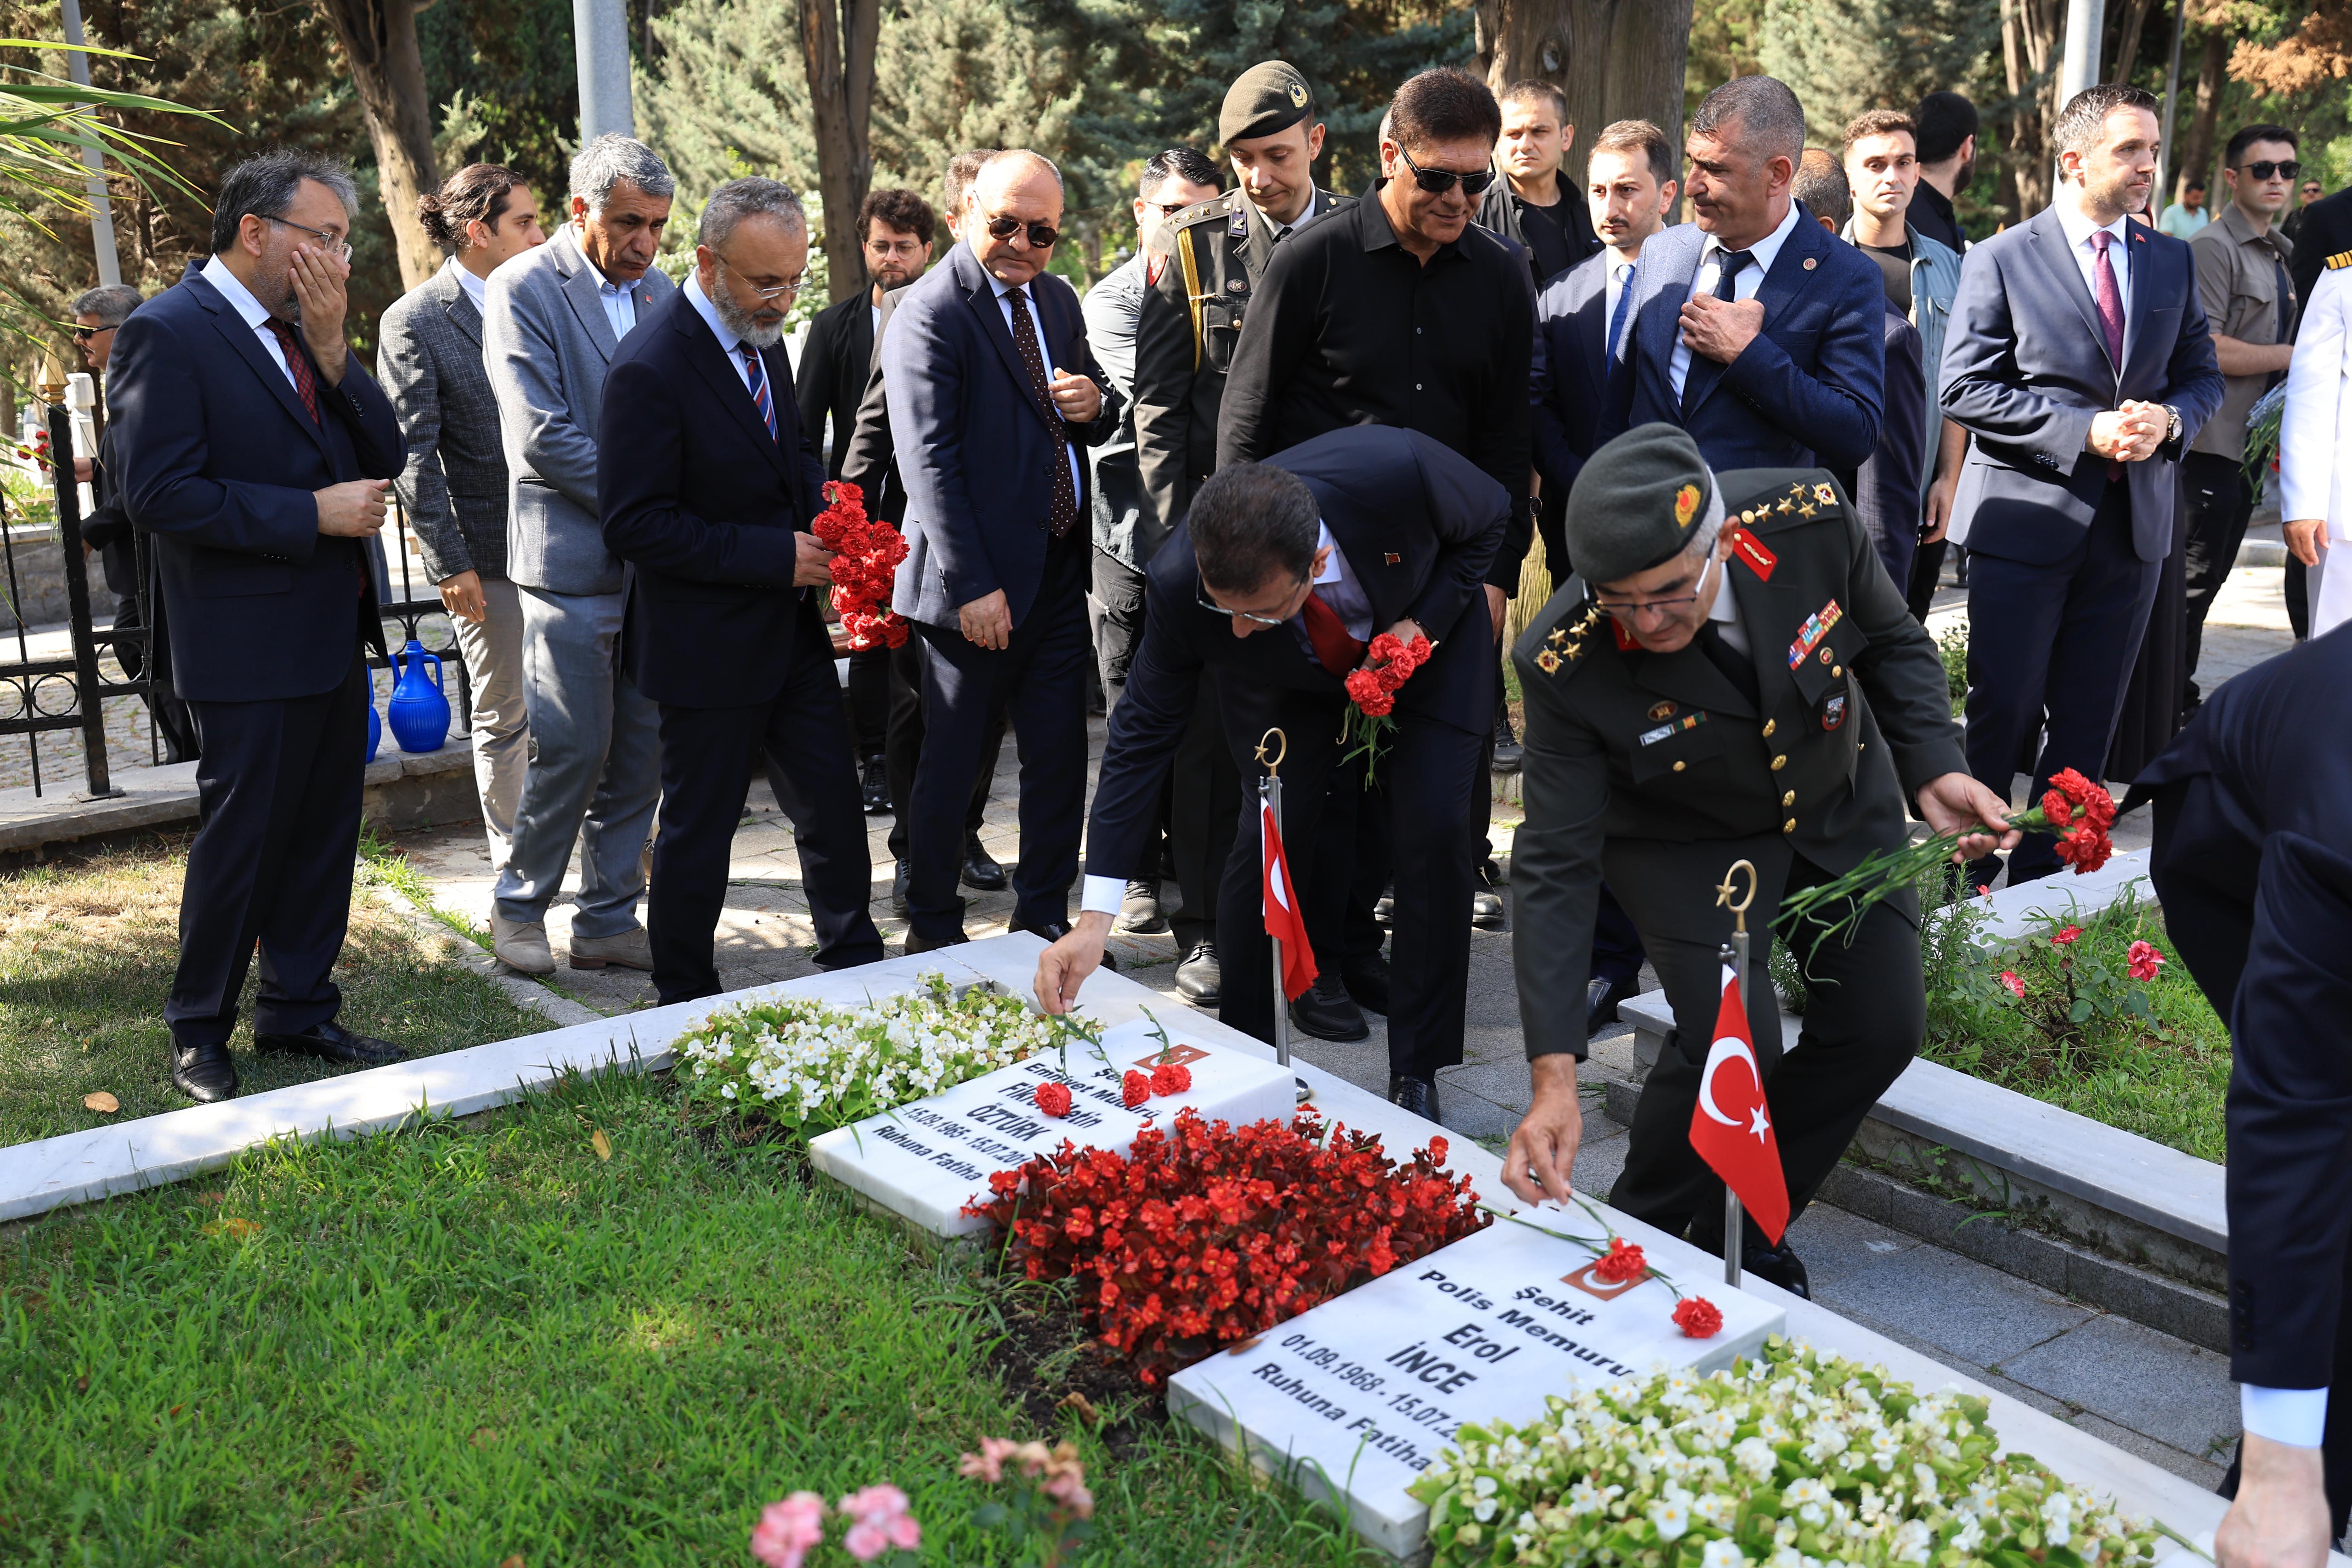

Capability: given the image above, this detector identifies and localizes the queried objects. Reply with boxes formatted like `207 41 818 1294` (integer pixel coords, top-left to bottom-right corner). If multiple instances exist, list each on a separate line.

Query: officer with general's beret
1501 424 2018 1296
1131 61 1353 541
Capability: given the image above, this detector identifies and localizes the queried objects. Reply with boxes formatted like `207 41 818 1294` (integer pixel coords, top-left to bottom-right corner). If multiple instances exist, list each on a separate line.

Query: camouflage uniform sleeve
1510 617 1613 1060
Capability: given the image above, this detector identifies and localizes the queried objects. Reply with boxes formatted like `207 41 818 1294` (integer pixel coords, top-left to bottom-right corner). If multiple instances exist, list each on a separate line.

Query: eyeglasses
256 213 353 262
2236 159 2302 181
1591 554 1719 627
1396 145 1496 197
985 215 1061 249
716 253 807 300
70 324 113 340
1196 576 1308 628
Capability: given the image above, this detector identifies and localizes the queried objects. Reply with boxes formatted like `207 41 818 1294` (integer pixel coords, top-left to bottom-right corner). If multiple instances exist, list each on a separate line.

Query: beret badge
1289 82 1309 106
1674 483 1701 527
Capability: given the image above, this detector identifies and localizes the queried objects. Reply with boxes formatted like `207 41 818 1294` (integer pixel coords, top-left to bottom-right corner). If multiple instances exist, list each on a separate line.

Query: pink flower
958 1435 1019 1483
2127 940 2166 982
1998 970 2025 999
2051 924 2081 947
750 1492 826 1568
837 1485 919 1560
1043 1467 1096 1519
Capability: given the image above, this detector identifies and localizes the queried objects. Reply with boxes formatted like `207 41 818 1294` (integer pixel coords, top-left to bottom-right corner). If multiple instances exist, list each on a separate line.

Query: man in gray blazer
481 134 675 975
379 164 546 872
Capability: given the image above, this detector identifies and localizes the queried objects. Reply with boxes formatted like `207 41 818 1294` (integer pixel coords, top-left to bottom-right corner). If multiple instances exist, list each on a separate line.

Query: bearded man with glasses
1498 424 2013 1297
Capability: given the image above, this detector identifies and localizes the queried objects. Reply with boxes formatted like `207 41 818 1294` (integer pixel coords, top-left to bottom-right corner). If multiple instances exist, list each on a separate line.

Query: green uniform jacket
1131 185 1351 548
1510 468 1968 1061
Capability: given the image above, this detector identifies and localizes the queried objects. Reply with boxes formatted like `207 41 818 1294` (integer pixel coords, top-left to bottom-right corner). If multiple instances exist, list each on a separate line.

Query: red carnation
1344 668 1395 716
2041 789 2075 830
2127 940 2166 981
1035 1082 1073 1117
1122 1071 1151 1109
1368 632 1405 664
1592 1235 1648 1284
1672 1296 1724 1338
2053 822 2114 873
1149 1063 1193 1098
2050 767 2098 804
2051 924 2081 947
1998 970 2025 998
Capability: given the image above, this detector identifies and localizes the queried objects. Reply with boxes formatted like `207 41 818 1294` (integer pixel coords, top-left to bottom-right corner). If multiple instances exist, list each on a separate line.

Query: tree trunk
2001 0 2062 218
313 0 441 291
1475 0 1694 167
2110 0 2157 84
2175 27 2227 205
801 0 880 305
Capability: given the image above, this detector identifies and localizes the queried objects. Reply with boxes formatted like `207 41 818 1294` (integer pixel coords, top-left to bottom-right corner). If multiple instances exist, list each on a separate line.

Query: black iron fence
0 390 470 799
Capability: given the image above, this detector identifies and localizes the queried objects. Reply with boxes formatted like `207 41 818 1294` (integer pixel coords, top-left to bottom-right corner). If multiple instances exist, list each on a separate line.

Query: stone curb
364 880 604 1030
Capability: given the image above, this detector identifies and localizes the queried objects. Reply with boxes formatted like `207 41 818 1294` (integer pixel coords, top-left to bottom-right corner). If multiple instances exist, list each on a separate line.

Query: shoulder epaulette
1732 474 1843 531
1528 602 1608 680
2328 250 2352 271
1168 191 1240 232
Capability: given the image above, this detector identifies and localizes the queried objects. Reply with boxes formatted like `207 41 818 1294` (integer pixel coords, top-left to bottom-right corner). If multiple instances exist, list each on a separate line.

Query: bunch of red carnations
1340 632 1432 784
964 1108 1486 1384
810 480 909 649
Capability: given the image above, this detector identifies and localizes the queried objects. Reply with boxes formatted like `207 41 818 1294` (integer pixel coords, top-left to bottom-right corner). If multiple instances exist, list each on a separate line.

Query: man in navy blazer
600 178 884 1003
1939 84 2223 885
107 151 410 1103
1601 77 1885 479
1032 428 1507 1106
882 150 1120 951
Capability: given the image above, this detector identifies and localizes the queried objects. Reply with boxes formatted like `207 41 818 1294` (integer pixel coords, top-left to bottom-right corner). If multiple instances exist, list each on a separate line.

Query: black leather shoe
961 838 1008 892
169 1041 238 1103
1388 1074 1442 1122
860 754 890 815
1493 737 1523 773
1586 975 1638 1034
1341 951 1391 1015
1175 941 1221 1005
903 928 969 955
1115 880 1168 935
1374 886 1395 930
890 858 912 917
1472 860 1507 931
1742 1243 1811 1299
1289 974 1368 1042
1011 920 1115 970
254 1020 408 1066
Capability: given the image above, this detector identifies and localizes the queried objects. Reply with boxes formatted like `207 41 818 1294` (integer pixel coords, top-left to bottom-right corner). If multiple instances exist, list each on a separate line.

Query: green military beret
1563 424 1719 585
1221 61 1316 145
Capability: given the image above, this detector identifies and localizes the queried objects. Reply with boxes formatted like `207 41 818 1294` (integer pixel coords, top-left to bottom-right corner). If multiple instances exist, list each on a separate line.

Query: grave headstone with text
807 1015 1297 1238
1167 1214 1787 1558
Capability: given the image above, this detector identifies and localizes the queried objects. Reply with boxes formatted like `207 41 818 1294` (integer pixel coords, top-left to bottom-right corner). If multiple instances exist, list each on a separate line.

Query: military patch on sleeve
1788 600 1845 669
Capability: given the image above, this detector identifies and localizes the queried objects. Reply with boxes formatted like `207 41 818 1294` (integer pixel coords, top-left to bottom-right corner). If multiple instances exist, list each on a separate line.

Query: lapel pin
1383 552 1401 565
1802 256 1817 270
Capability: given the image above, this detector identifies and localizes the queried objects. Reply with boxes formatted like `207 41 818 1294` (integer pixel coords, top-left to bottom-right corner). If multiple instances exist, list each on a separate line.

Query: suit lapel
183 268 330 458
555 230 623 362
1572 262 1609 406
1640 226 1701 408
442 271 484 347
958 248 1054 432
1631 645 1754 719
1683 213 1825 419
2026 206 2116 375
2119 221 2157 378
678 300 789 479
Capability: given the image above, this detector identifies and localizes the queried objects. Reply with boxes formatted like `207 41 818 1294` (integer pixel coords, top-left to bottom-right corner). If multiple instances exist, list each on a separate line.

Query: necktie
1711 248 1752 302
2092 231 2126 480
1696 621 1760 708
1004 285 1080 539
1299 588 1367 676
266 320 320 425
741 344 777 441
1606 262 1635 361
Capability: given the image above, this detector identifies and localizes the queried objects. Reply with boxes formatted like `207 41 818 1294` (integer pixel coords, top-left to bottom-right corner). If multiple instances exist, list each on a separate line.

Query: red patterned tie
266 319 321 425
1299 590 1367 676
1004 285 1080 538
2092 231 2126 480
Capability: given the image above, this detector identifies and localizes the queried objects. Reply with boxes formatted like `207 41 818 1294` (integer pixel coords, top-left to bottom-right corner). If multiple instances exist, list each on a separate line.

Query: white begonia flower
1703 1538 1750 1568
1649 1500 1691 1540
1472 1496 1498 1523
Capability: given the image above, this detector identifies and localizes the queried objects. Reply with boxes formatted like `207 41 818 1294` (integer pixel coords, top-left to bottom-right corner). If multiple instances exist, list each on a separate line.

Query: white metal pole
58 0 121 288
2060 0 2107 102
573 0 636 142
2158 0 2188 209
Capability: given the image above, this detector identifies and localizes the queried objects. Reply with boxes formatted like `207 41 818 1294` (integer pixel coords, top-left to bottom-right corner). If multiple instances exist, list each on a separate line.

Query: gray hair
569 134 675 214
208 151 358 254
1686 473 1727 564
69 284 144 327
699 176 806 249
1690 75 1807 167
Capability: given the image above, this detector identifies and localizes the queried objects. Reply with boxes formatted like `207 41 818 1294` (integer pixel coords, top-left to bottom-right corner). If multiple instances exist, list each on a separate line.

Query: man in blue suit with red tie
107 151 411 1102
1940 84 2223 886
601 177 885 1003
882 150 1121 953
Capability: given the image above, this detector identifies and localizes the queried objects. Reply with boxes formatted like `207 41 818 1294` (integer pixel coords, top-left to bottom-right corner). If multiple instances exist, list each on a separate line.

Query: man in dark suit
1601 76 1886 479
1939 84 2223 885
882 149 1120 953
795 186 936 812
1034 429 1508 1117
2132 628 2352 1563
107 150 410 1102
602 178 885 1003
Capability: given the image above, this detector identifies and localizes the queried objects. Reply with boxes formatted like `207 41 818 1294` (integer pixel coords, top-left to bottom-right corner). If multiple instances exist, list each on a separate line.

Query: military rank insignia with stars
1534 604 1606 675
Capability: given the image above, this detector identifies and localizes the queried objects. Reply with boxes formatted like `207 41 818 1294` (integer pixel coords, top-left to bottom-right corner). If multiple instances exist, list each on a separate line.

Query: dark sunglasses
2237 159 2302 181
1396 144 1496 197
985 215 1061 249
70 325 110 340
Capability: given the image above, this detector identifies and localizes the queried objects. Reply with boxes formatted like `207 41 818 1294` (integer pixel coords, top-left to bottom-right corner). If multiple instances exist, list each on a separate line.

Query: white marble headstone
806 1015 1298 1237
1166 1213 1787 1559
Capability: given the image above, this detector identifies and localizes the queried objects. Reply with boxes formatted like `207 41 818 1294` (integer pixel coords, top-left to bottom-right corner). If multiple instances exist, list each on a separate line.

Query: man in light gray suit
379 163 547 872
481 134 675 975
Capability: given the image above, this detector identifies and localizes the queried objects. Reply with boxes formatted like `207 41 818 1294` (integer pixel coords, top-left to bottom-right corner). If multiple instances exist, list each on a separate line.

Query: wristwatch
2164 405 2183 447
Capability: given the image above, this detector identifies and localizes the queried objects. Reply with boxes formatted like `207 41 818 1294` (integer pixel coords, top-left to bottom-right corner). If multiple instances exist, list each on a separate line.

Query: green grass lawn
0 1068 1380 1566
1 840 548 1148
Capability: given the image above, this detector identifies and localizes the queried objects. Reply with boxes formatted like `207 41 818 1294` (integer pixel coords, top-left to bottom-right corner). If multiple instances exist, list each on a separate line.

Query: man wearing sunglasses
2183 124 2300 711
1500 424 2013 1296
882 149 1120 955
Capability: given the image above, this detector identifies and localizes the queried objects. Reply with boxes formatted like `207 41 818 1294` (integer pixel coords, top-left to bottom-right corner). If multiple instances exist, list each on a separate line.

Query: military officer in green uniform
1132 61 1354 536
1500 425 2018 1297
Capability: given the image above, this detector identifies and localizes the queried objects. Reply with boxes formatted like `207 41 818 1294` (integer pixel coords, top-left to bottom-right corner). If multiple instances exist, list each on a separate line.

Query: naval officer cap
1564 424 1719 585
1221 62 1317 145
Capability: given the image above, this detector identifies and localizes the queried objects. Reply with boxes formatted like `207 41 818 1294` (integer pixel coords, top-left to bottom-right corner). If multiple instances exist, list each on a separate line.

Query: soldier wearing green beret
1499 424 2019 1296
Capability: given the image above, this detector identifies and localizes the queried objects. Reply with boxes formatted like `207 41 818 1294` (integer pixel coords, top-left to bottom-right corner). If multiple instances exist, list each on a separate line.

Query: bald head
968 148 1065 288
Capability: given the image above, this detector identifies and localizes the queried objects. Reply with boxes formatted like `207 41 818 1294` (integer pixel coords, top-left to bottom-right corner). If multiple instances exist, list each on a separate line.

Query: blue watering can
385 637 450 753
366 699 381 762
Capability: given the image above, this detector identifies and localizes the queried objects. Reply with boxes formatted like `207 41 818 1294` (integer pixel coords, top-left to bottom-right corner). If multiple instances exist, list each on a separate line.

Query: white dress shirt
684 272 759 393
985 268 1086 496
2240 1384 2329 1448
447 254 489 314
1271 189 1322 244
1704 544 1748 654
200 254 296 389
2052 194 2135 323
597 272 639 340
1669 200 1804 403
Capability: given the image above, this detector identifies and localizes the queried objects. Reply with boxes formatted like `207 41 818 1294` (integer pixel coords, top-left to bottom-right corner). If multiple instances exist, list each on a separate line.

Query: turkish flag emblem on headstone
1261 797 1318 1001
1688 961 1789 1245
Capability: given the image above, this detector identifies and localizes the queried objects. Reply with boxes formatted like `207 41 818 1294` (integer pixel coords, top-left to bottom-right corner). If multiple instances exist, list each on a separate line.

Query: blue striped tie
741 344 777 441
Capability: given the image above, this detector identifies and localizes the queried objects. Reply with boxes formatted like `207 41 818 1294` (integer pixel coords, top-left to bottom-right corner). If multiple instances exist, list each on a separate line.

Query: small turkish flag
1261 796 1318 1000
1688 961 1790 1245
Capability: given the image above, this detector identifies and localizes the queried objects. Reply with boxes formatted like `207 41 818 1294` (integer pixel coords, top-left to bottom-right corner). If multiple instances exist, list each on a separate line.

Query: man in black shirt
1477 79 1600 288
1908 90 1977 255
1217 65 1535 1083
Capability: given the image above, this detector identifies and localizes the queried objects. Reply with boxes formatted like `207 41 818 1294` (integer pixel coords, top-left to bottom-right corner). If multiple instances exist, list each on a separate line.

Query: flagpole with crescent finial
1714 858 1758 1288
1256 728 1311 1106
